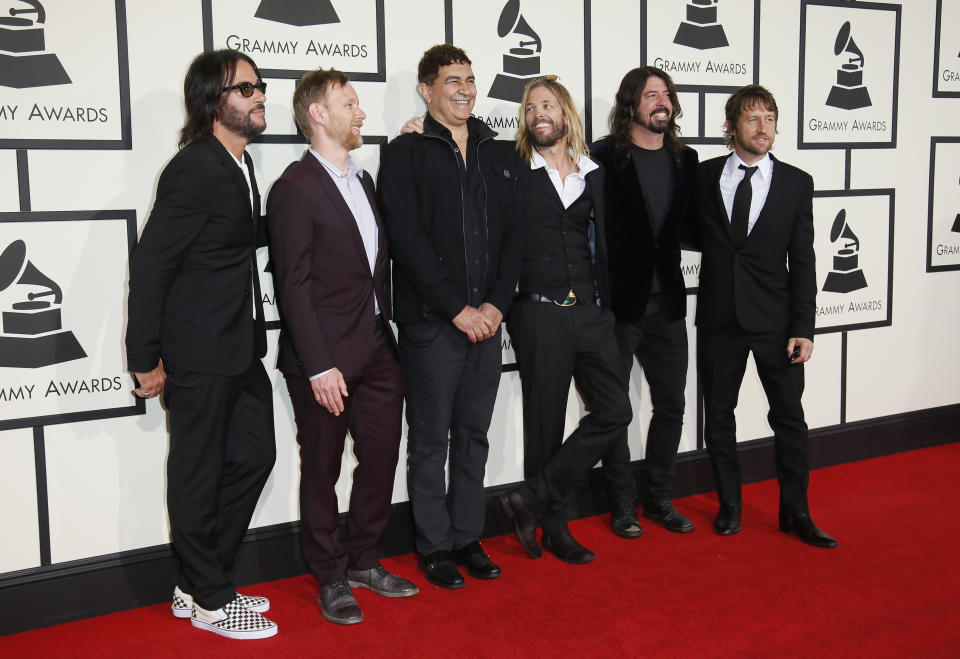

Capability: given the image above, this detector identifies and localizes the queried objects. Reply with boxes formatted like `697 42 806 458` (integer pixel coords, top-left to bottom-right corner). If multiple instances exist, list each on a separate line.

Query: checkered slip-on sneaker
172 586 270 618
191 597 278 640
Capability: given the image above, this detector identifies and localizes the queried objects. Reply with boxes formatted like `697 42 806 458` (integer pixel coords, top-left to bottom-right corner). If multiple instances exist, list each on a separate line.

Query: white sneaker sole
190 617 278 640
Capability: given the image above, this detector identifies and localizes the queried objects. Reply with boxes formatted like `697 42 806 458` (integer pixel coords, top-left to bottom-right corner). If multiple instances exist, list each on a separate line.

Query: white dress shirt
719 151 773 236
530 148 599 209
229 150 257 319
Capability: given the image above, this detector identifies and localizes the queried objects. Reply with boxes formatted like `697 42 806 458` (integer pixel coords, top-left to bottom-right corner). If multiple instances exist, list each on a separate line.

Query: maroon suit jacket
267 151 394 381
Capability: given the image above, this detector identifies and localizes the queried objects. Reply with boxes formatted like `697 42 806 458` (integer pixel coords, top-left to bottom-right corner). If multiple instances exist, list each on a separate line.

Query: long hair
722 84 779 150
515 76 588 165
607 66 684 166
178 49 261 148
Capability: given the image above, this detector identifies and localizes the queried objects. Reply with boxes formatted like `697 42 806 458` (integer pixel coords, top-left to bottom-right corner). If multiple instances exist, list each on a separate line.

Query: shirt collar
309 148 362 179
530 148 599 176
724 151 772 182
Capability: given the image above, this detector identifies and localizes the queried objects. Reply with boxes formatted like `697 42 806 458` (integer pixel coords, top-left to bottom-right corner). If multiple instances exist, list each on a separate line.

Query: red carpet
3 443 958 657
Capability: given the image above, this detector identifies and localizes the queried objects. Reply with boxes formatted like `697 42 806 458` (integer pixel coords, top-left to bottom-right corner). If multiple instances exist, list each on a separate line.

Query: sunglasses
222 80 267 97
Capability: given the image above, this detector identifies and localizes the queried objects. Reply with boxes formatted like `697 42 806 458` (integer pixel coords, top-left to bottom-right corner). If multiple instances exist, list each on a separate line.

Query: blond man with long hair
499 77 632 565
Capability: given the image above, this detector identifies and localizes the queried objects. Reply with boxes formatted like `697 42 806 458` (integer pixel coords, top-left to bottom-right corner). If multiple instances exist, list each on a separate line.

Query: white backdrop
1 0 958 575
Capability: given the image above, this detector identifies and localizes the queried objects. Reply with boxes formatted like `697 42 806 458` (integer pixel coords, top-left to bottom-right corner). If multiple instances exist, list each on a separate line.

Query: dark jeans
507 301 631 534
602 299 689 504
398 320 502 555
698 324 810 515
164 356 276 610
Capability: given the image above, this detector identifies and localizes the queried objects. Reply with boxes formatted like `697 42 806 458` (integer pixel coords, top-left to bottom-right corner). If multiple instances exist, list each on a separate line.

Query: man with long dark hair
499 77 631 564
126 49 277 639
590 67 699 538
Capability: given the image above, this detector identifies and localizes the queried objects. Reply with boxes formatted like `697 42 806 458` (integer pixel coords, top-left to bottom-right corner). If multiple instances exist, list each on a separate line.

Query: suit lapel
360 171 388 272
711 157 734 242
206 137 253 218
303 153 372 268
618 158 655 237
748 155 779 238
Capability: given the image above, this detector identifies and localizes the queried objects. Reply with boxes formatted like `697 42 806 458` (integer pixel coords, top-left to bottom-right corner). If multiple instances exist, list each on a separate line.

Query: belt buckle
555 290 577 307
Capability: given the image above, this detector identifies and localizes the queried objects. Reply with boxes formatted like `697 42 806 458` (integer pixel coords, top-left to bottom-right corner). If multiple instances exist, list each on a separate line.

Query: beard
529 119 568 148
218 101 266 140
635 107 670 134
736 134 771 158
331 117 362 151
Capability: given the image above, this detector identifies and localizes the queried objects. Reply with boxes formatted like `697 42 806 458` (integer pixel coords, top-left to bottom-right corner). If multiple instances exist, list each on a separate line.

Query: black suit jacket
267 152 393 382
126 135 266 376
693 153 816 339
590 137 698 322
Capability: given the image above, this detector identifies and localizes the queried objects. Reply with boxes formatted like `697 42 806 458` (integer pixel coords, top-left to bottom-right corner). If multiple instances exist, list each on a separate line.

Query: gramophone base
0 331 86 368
254 0 339 26
0 53 71 89
951 213 960 233
826 85 872 111
673 23 728 50
822 269 867 294
489 73 535 103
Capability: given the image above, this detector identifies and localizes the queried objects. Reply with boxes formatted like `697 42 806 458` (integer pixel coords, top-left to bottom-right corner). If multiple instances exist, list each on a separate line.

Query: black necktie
731 164 758 246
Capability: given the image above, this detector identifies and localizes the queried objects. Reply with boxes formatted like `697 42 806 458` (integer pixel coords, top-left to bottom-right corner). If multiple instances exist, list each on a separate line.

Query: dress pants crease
698 324 810 514
508 302 631 529
287 322 403 585
164 353 276 611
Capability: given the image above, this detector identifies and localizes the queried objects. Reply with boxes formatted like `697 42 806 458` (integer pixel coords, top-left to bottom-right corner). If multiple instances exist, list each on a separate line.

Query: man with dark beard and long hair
590 66 699 539
126 50 277 639
498 77 631 565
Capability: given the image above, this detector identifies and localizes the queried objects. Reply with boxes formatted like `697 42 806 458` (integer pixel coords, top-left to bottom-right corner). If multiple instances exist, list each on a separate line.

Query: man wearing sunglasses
126 50 277 639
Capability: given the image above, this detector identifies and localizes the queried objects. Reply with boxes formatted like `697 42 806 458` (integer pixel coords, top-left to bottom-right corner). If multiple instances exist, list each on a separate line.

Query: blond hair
292 68 349 140
515 76 588 164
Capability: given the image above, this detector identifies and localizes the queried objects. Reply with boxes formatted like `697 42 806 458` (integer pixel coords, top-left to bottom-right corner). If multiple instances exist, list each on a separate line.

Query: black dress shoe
644 498 695 534
319 580 363 625
498 489 542 559
779 513 838 548
610 500 644 539
418 551 465 589
714 502 742 535
454 541 502 579
542 529 596 564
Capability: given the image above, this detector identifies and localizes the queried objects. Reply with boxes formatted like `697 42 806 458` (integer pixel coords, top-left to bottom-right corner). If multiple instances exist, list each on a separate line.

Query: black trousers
602 298 689 503
698 324 810 515
285 321 403 585
398 320 502 556
164 355 276 610
507 301 631 533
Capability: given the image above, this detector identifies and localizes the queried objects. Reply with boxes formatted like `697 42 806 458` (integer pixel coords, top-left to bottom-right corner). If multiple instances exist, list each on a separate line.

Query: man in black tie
693 85 837 548
498 77 632 564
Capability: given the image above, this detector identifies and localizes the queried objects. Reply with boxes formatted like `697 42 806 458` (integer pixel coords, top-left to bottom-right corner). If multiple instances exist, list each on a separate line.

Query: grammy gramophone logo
952 213 960 233
673 0 729 50
822 209 868 294
254 0 340 27
825 21 872 110
488 0 542 103
0 239 86 368
0 0 71 89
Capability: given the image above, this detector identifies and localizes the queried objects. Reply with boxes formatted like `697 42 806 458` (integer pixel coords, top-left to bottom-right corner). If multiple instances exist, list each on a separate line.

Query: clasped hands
453 303 502 343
